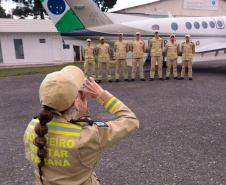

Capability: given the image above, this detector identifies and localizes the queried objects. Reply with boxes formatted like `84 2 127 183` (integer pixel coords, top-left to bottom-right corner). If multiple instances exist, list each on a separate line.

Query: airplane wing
196 43 226 53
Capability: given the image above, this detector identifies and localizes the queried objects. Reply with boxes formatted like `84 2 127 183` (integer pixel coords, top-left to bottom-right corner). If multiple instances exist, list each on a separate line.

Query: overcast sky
2 0 158 14
109 0 158 12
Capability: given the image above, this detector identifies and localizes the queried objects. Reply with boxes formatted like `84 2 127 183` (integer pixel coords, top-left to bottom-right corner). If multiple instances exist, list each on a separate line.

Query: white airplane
41 0 226 58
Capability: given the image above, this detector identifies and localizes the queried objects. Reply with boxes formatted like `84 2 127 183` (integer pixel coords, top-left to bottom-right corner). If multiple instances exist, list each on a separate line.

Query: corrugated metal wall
0 32 74 65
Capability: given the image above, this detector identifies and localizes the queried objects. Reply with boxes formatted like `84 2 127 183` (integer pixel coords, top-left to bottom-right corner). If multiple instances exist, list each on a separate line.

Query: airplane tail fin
41 0 113 33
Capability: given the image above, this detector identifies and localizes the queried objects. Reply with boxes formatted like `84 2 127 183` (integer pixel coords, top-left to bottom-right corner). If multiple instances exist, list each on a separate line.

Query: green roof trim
55 9 85 33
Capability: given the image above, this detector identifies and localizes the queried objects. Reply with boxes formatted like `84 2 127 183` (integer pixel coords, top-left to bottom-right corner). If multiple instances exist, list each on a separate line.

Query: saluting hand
80 77 104 99
75 91 87 113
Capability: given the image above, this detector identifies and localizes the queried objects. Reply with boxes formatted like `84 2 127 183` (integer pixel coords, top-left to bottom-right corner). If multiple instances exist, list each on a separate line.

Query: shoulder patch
94 122 109 127
97 44 101 47
159 37 163 40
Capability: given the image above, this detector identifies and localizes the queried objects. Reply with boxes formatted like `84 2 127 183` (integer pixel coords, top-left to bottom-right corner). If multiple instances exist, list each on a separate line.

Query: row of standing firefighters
83 30 195 83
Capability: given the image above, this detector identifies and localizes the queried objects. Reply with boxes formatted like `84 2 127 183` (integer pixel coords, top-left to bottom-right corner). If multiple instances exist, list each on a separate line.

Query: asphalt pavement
0 60 226 185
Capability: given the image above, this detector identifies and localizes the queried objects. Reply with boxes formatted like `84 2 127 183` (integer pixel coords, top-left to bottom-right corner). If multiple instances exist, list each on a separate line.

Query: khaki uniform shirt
95 43 111 63
83 45 95 63
165 41 180 60
182 41 195 60
24 91 139 185
130 39 146 59
149 37 163 57
114 40 129 60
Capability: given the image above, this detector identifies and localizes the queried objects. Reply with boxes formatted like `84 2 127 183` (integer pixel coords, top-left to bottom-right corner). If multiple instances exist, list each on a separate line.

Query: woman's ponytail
33 106 53 184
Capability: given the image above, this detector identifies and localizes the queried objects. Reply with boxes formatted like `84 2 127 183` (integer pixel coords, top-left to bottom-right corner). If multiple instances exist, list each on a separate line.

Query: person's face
136 34 140 40
155 32 159 37
170 36 175 42
100 39 105 44
119 35 123 40
186 37 190 42
87 41 91 46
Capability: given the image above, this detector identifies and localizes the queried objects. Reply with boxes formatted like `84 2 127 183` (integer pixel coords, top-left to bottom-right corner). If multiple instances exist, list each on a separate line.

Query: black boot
174 77 178 80
179 77 184 80
108 80 113 83
140 78 146 81
165 77 170 80
115 79 119 82
189 77 193 80
159 78 164 81
149 78 154 81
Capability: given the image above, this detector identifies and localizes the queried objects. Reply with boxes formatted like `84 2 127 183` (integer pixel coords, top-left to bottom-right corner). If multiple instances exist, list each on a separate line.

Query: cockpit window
209 21 215 28
152 24 160 31
202 21 208 29
171 23 178 31
194 22 200 29
186 22 192 30
217 20 223 28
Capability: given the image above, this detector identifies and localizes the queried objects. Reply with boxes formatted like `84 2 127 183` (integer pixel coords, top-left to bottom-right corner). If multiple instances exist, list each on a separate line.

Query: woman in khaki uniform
24 66 139 185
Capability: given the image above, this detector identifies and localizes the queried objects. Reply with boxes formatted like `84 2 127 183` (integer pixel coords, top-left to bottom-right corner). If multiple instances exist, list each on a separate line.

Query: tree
12 0 47 19
93 0 117 12
0 1 11 18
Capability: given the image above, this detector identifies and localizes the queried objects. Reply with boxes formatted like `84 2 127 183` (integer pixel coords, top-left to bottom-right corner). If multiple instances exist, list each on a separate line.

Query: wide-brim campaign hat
39 66 84 112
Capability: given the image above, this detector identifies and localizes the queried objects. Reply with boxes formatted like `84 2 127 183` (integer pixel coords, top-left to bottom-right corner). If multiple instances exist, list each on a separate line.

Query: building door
0 41 3 63
73 46 84 62
52 39 61 61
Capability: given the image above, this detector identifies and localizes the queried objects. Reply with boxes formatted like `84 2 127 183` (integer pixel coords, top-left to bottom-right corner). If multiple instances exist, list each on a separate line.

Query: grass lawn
0 62 116 78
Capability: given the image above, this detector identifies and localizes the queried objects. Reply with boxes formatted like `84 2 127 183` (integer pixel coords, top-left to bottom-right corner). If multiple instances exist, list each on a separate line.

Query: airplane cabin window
186 22 192 30
217 20 223 28
209 21 215 28
171 23 178 31
152 24 160 31
202 21 208 29
194 22 200 29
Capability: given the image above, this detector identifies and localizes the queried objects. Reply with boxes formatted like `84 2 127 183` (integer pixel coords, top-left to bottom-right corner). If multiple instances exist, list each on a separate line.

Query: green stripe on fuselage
55 9 84 33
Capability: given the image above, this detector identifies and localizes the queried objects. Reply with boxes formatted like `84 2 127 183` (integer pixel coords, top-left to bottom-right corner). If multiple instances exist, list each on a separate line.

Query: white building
0 19 74 66
113 0 226 17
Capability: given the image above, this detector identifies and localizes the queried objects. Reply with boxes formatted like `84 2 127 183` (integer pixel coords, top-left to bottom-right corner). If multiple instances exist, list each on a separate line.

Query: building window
171 23 178 31
194 22 200 29
62 40 70 49
0 41 3 63
39 39 46 43
209 21 215 28
217 20 223 28
14 39 24 59
63 45 70 49
202 21 208 29
152 24 160 31
185 22 192 30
